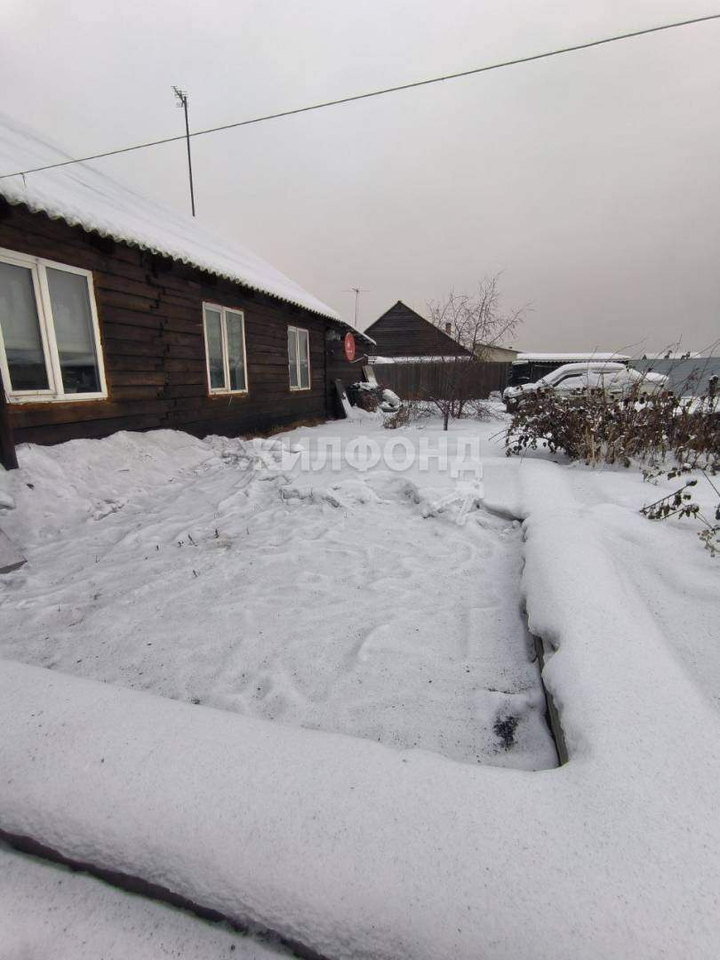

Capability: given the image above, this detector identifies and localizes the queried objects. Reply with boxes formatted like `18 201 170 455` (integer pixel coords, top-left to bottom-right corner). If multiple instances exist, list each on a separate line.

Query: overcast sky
2 0 719 352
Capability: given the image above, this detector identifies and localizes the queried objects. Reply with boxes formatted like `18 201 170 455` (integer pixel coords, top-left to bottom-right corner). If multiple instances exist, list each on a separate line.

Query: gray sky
2 0 719 352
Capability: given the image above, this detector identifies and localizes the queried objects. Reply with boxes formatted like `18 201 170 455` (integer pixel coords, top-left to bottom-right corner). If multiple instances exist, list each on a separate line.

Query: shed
0 112 372 468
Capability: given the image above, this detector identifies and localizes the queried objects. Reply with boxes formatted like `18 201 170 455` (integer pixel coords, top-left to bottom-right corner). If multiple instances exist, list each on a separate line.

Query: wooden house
363 301 511 401
364 300 472 360
0 114 371 468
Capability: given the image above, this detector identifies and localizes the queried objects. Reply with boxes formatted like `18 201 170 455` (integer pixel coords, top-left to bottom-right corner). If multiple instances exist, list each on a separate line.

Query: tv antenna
343 287 370 327
172 86 196 217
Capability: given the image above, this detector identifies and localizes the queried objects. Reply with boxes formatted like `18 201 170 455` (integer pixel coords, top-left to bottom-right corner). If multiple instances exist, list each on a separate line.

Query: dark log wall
0 382 17 469
0 202 337 446
364 301 471 359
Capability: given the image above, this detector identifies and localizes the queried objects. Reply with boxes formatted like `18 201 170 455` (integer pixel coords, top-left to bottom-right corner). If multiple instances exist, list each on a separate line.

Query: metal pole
343 288 369 328
173 87 196 217
182 97 196 217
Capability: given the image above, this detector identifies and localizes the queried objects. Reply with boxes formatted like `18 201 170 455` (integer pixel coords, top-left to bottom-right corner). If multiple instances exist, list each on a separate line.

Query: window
288 326 310 390
553 371 588 386
0 247 106 402
555 375 586 392
202 303 248 394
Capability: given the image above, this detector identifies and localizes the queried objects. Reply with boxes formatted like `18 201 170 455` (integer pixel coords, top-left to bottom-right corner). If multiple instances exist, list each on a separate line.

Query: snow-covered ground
1 409 719 959
544 460 720 712
0 418 556 770
0 842 287 960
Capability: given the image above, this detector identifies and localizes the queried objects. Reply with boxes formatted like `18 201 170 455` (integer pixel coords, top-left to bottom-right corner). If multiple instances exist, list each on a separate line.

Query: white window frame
0 246 107 403
202 302 249 396
288 325 311 391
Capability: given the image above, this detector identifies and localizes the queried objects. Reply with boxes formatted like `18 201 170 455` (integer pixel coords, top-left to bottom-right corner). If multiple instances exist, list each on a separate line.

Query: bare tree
425 275 525 429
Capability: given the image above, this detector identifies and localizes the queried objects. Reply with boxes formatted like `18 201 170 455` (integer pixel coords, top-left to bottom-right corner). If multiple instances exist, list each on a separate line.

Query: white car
503 362 668 410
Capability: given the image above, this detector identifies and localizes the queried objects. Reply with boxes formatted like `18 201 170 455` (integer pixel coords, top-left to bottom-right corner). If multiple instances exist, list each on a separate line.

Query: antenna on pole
343 287 370 327
172 86 196 217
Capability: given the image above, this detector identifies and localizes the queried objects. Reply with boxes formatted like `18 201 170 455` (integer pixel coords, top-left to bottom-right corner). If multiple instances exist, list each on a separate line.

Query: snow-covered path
0 841 286 960
0 419 556 769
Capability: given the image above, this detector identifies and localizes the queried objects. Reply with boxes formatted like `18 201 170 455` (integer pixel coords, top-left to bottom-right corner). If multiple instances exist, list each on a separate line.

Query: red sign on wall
344 332 356 362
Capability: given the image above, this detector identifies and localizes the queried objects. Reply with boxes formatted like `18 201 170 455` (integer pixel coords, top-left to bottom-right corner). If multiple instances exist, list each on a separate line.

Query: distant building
365 301 473 361
364 300 514 400
478 344 520 362
365 301 518 363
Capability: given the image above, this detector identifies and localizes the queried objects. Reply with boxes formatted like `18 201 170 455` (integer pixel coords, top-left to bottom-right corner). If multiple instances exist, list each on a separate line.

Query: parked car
503 362 668 411
507 352 631 387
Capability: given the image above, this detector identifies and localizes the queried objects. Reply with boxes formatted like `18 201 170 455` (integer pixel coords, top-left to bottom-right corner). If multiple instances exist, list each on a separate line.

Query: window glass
0 260 49 391
205 309 225 390
46 267 101 394
226 311 246 391
205 308 225 390
556 375 585 390
555 372 585 385
288 327 299 388
298 328 310 388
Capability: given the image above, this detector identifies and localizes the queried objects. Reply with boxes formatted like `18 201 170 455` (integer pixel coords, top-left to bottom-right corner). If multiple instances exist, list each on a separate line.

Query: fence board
373 361 510 400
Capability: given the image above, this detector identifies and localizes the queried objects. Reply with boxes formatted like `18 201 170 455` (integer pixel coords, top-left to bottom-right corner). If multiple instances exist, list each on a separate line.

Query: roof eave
1 192 343 324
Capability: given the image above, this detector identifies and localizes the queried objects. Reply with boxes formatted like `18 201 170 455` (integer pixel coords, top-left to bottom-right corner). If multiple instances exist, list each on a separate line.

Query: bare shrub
405 401 435 422
459 399 496 421
425 275 525 430
383 404 411 429
641 461 720 556
505 379 719 469
505 376 720 555
381 401 440 429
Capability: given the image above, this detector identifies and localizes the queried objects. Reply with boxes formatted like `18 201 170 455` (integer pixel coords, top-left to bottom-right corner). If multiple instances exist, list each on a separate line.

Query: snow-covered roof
515 352 630 363
0 112 342 323
369 354 472 364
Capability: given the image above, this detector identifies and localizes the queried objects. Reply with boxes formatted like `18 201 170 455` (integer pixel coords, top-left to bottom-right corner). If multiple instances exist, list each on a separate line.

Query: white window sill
8 393 108 404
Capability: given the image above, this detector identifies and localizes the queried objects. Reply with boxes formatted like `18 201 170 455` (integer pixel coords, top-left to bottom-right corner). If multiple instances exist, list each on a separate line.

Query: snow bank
0 111 342 322
2 454 720 958
0 429 216 544
0 842 283 959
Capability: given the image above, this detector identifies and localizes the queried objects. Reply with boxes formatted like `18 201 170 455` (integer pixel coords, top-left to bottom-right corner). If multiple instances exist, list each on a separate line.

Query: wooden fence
373 361 510 401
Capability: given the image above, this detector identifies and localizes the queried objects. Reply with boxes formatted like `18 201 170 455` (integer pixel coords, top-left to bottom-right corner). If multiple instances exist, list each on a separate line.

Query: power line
2 12 719 181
